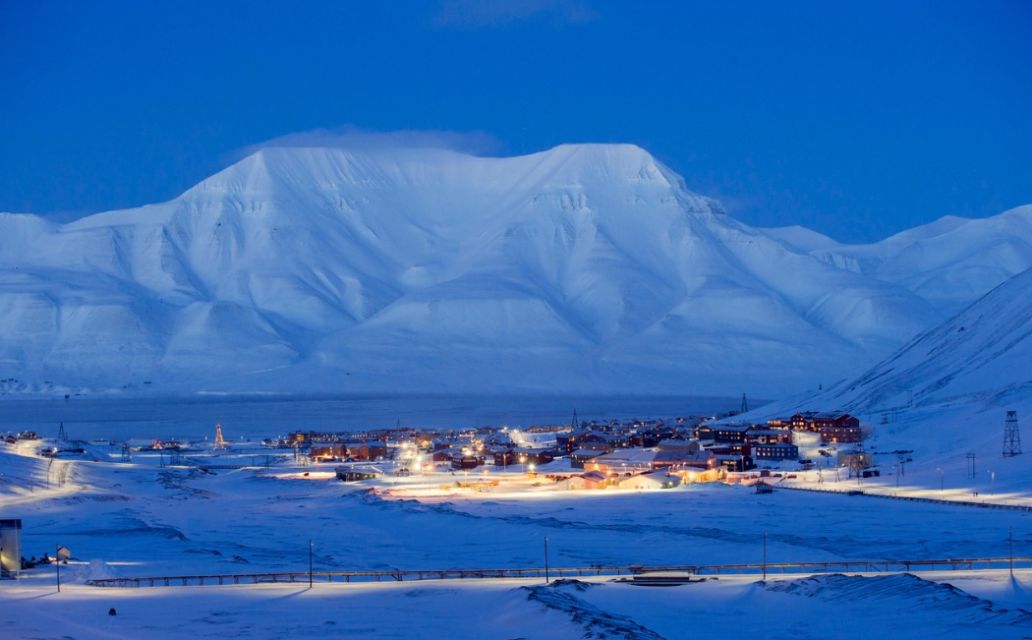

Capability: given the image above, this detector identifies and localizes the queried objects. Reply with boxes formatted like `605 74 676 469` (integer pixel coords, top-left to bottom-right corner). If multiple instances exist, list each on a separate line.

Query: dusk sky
2 0 1030 242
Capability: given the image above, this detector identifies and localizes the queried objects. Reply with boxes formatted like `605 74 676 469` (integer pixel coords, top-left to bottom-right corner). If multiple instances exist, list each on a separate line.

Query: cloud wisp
432 0 597 29
231 126 504 162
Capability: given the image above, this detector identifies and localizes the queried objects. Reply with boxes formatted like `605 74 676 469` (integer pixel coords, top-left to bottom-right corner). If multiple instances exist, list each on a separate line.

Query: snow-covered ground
4 571 1031 640
2 439 1031 638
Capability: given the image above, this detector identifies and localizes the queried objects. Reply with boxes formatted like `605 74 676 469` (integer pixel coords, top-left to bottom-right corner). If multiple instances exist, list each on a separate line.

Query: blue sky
1 0 1030 242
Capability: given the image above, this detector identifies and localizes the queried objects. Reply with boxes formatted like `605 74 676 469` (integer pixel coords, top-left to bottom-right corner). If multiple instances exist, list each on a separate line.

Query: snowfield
2 441 1031 638
3 143 1029 398
5 572 1031 640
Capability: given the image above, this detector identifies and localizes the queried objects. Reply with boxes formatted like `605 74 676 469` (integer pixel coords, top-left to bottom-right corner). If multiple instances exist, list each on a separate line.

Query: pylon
741 393 749 414
57 422 67 442
1003 411 1021 457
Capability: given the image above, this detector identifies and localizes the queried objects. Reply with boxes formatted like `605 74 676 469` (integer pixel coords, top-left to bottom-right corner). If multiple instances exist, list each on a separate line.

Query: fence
84 555 1032 588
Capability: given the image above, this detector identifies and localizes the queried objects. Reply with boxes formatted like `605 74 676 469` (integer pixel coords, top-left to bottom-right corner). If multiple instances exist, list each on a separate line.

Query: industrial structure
1003 411 1022 457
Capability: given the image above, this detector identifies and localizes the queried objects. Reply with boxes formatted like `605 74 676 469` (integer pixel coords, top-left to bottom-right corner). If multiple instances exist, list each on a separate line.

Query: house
432 449 455 463
673 466 724 483
651 449 713 470
753 443 800 461
345 442 388 461
450 455 483 470
655 439 701 452
516 448 555 466
818 415 862 443
570 448 605 469
336 466 382 482
783 412 862 443
715 453 753 472
838 450 873 472
744 429 791 445
615 470 682 490
565 470 609 490
587 448 656 473
557 431 614 454
712 425 750 444
492 449 519 467
310 444 346 462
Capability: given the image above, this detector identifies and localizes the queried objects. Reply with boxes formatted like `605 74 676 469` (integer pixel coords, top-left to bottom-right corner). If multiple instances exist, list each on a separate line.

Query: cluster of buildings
2 431 39 445
285 410 865 491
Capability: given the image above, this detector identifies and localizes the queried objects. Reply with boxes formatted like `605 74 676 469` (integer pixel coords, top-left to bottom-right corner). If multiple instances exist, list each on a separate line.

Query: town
264 409 870 493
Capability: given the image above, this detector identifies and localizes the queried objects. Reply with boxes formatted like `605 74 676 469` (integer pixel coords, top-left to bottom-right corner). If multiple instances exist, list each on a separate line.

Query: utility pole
55 544 60 593
543 536 550 583
762 531 768 582
308 540 313 588
1009 527 1014 579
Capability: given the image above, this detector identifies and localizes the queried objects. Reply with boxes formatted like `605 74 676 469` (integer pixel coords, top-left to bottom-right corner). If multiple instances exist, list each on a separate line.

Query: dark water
0 393 747 441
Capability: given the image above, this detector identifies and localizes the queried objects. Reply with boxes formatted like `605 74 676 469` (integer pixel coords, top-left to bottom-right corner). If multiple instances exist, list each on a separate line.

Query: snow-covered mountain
782 206 1032 315
748 267 1032 460
0 143 1017 397
813 266 1032 412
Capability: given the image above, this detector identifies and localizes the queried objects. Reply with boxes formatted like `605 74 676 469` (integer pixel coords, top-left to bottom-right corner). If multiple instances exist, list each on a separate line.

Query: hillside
812 206 1032 315
749 267 1032 464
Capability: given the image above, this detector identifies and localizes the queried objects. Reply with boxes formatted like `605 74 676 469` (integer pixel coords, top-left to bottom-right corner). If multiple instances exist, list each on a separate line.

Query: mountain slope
819 266 1032 412
748 267 1032 462
0 144 947 396
812 206 1032 315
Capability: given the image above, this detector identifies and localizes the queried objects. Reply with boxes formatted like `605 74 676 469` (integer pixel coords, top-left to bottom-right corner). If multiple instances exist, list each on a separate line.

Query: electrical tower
741 393 749 414
966 452 976 479
1003 411 1022 457
120 442 132 463
213 423 227 450
57 422 67 442
571 409 579 430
